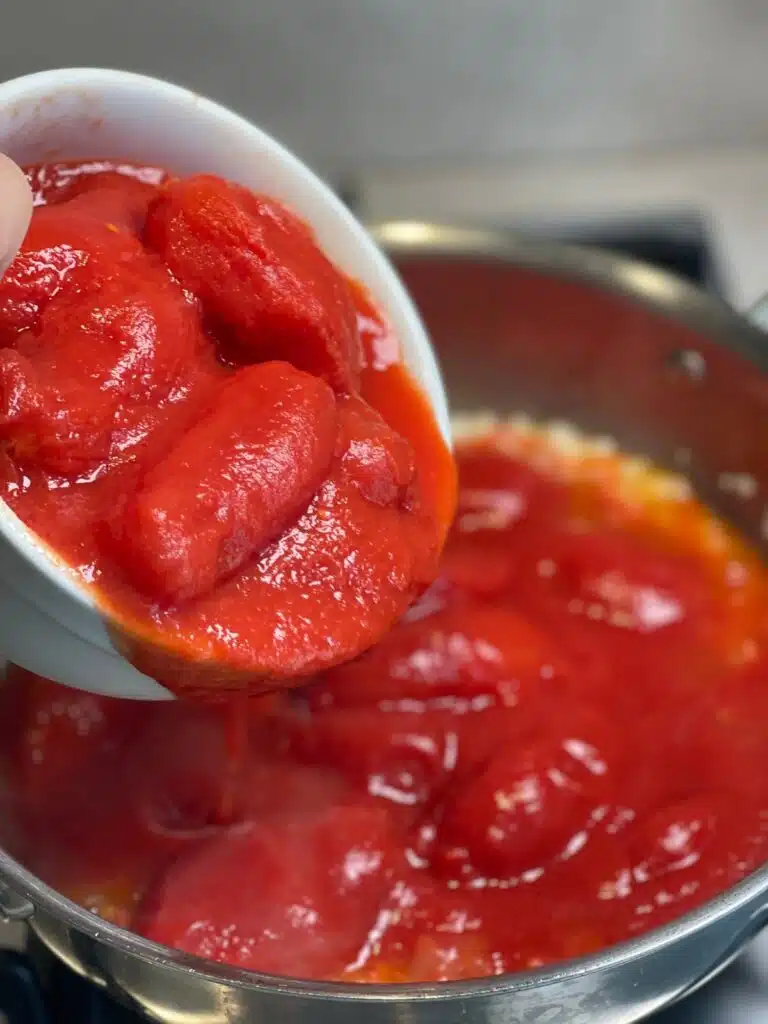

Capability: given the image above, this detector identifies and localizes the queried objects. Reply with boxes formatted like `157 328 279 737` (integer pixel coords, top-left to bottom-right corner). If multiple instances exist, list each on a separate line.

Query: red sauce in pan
3 424 766 982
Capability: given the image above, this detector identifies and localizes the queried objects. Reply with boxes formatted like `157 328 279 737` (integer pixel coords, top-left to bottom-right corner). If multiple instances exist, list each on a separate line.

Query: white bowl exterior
0 67 450 700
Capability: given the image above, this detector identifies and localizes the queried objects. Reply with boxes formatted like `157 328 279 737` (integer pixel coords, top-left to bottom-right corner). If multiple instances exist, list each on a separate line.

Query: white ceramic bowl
0 67 450 701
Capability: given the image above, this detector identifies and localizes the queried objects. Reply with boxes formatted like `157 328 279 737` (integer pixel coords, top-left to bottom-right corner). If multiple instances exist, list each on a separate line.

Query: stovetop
0 940 140 1024
0 208 764 1022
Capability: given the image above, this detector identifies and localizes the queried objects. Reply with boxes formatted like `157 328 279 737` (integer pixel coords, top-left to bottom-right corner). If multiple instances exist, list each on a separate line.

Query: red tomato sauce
0 161 455 696
2 425 766 982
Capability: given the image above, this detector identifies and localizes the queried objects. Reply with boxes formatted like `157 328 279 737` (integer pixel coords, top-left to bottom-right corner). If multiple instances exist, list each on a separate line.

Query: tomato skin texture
307 602 569 711
145 175 362 393
0 161 450 693
115 362 338 602
440 449 566 599
139 803 397 978
120 393 440 691
0 250 209 475
336 393 415 508
59 174 161 235
437 713 617 877
539 529 712 635
0 206 146 344
627 795 721 883
287 707 463 817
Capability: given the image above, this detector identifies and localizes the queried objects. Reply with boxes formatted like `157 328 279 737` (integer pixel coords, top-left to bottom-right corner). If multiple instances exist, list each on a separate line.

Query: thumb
0 154 32 274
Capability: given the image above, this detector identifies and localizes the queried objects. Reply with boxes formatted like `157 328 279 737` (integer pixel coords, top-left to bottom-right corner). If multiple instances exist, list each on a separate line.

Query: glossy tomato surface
4 425 766 982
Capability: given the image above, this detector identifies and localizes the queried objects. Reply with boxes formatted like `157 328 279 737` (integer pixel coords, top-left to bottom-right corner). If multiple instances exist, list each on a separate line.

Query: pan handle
0 881 34 923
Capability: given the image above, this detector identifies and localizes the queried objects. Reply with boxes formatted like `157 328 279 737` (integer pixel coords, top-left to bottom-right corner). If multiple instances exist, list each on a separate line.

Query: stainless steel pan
1 223 767 1023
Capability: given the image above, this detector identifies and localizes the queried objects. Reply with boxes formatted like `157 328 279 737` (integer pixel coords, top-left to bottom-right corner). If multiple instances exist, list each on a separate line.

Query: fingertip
0 154 32 272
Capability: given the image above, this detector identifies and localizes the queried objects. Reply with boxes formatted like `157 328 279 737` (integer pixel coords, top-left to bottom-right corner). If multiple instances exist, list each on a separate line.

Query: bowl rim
4 222 768 1001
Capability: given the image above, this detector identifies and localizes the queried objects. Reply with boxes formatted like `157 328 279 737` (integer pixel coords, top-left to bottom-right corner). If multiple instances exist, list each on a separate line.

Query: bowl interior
0 70 449 698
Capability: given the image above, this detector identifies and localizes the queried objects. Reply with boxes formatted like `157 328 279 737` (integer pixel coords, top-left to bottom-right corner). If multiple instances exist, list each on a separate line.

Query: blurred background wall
2 0 768 304
0 0 766 180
